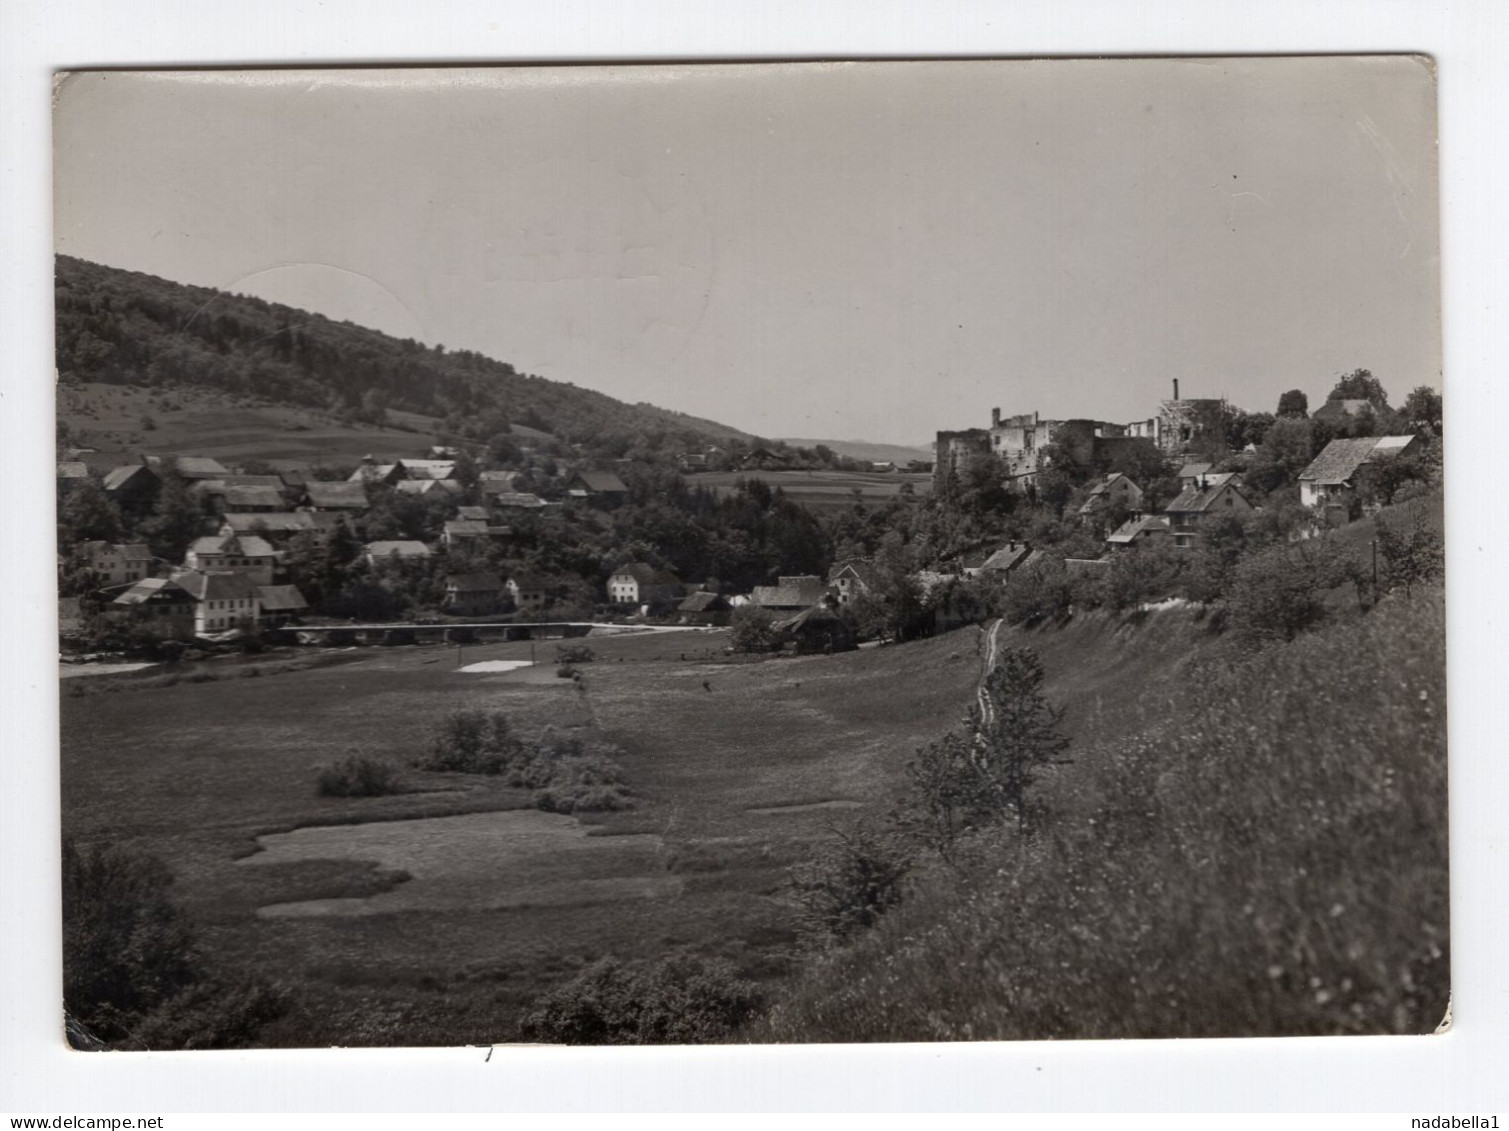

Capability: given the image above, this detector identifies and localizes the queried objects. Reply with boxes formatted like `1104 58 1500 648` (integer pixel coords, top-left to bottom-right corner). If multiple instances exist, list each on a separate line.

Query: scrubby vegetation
316 754 402 798
521 955 759 1044
753 586 1448 1041
62 840 287 1049
417 709 631 812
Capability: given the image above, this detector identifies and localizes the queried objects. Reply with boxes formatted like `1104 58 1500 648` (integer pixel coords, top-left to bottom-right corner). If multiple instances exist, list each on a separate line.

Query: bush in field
729 605 783 653
419 709 519 774
555 643 596 665
787 822 913 946
518 727 632 813
316 754 401 798
556 664 577 679
1228 538 1360 645
521 955 759 1044
62 840 287 1049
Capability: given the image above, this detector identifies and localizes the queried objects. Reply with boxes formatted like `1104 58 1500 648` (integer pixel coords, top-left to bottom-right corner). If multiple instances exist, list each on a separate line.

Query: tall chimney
1172 378 1180 401
992 407 1001 428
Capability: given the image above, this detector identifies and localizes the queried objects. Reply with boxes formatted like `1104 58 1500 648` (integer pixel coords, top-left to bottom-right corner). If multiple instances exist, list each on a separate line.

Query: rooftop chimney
1173 378 1180 401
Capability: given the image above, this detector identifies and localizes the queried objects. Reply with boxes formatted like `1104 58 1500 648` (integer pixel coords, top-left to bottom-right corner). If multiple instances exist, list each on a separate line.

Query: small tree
787 822 913 944
1276 389 1310 418
906 646 1069 844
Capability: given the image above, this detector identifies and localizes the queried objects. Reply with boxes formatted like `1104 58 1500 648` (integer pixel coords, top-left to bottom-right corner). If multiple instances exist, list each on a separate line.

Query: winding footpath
977 617 1005 727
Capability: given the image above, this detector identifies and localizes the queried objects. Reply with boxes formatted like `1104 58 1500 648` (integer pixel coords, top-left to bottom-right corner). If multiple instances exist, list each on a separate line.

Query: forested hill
54 255 754 457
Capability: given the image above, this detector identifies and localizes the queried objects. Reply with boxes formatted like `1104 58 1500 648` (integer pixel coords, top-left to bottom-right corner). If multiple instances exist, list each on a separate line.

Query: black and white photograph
47 56 1449 1055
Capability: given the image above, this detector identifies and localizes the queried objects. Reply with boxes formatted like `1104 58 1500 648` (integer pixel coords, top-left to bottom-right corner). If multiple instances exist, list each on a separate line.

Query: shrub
556 664 577 679
729 605 783 653
1375 501 1444 597
555 643 596 665
1001 559 1073 625
521 955 759 1044
316 755 401 798
787 822 913 946
419 709 519 774
1229 539 1360 645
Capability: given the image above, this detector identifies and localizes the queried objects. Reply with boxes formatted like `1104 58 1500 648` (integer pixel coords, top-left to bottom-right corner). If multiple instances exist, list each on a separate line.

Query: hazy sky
53 58 1439 445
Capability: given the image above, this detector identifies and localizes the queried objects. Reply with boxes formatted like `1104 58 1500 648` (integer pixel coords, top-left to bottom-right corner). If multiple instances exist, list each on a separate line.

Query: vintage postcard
51 58 1444 1048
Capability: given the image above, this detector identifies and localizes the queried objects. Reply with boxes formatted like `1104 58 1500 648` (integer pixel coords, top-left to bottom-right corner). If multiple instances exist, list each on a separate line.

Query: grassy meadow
60 627 984 1046
685 469 932 514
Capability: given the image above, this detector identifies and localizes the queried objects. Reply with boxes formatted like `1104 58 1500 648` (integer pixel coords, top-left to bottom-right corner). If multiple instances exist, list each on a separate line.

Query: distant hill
778 438 935 465
54 256 755 463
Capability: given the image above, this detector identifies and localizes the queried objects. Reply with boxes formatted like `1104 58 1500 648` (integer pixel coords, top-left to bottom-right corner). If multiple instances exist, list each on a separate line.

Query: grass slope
753 588 1448 1041
60 628 984 1046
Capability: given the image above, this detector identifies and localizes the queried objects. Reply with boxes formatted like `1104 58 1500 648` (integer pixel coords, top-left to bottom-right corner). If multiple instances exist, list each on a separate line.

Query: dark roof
1107 515 1171 544
573 470 628 493
455 505 489 521
1312 398 1372 421
1298 438 1386 486
256 584 309 613
214 475 285 488
980 543 1033 572
611 562 681 586
303 482 369 508
678 591 728 613
773 603 848 632
173 570 263 602
447 572 504 591
508 574 550 592
1176 462 1213 480
1164 481 1252 515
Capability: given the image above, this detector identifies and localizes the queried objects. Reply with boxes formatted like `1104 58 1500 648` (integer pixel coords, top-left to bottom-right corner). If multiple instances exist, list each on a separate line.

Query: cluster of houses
57 447 639 642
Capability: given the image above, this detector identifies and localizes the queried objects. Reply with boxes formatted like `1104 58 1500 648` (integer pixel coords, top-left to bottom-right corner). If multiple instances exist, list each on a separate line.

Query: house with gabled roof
168 456 232 481
455 505 490 522
185 533 277 584
750 575 829 613
566 470 629 505
396 458 457 481
1163 480 1255 550
1077 473 1144 524
101 462 161 512
171 570 263 635
978 541 1034 576
349 460 402 486
677 590 731 625
827 558 881 605
75 541 155 587
1298 434 1418 516
1106 514 1171 551
486 491 548 511
445 572 505 616
255 584 310 627
108 577 197 639
301 481 369 511
505 574 551 613
607 563 683 607
219 511 343 545
394 478 461 499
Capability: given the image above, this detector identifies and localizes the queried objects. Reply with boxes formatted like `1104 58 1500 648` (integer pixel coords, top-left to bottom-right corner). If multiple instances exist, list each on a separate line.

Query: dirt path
977 618 1004 726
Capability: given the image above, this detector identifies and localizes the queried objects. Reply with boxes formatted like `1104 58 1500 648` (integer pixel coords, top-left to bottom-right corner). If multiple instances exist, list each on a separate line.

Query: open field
57 382 553 467
685 468 932 513
776 438 934 465
60 626 984 1046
